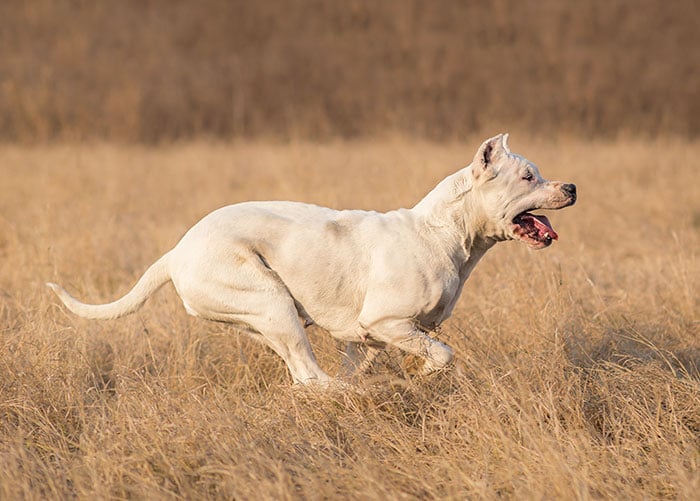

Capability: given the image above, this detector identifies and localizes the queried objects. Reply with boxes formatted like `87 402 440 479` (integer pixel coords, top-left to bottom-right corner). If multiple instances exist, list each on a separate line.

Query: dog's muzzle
561 183 577 205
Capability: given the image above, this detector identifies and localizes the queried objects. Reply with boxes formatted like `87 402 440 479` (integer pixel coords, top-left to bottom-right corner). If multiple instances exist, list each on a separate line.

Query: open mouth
512 212 558 248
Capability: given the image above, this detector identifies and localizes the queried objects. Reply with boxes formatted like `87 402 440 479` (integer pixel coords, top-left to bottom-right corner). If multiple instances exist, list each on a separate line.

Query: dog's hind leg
198 292 330 385
172 253 331 385
247 309 331 385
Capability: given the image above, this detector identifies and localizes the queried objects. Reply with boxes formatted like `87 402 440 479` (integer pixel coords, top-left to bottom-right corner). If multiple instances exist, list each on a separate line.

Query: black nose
562 183 577 199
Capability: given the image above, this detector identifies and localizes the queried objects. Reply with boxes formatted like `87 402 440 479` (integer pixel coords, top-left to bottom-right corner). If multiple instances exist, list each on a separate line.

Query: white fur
48 134 576 385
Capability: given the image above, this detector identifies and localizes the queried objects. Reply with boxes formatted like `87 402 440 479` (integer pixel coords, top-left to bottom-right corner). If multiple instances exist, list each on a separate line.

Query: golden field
2 1 698 142
0 136 698 499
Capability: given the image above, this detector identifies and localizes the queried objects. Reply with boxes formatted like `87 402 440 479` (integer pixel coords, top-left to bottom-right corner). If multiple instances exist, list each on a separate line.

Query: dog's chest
415 275 461 330
413 249 486 330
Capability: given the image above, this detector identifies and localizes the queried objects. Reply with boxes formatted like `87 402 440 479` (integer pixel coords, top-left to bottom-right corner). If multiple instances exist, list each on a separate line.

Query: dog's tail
47 252 172 320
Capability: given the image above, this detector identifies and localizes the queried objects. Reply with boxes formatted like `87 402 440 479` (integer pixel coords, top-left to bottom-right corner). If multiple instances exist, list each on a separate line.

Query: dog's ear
502 133 511 154
472 133 509 181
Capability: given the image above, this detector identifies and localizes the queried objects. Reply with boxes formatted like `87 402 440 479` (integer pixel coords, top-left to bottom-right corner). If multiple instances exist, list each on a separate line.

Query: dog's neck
411 164 498 262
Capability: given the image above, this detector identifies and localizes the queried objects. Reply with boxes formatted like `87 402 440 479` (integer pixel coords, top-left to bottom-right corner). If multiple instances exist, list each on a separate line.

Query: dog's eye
522 172 534 182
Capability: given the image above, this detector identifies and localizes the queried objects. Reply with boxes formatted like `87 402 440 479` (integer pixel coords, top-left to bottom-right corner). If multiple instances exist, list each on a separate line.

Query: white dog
48 134 576 385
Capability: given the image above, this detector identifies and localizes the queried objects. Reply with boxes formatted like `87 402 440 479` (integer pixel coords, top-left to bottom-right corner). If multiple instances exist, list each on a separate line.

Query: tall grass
0 137 698 498
1 0 698 142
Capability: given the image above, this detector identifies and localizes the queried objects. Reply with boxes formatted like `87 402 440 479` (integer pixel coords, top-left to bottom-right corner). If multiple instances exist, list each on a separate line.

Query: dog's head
470 134 576 249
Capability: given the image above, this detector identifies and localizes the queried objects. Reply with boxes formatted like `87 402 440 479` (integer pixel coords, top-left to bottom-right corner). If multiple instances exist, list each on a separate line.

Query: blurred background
1 0 698 143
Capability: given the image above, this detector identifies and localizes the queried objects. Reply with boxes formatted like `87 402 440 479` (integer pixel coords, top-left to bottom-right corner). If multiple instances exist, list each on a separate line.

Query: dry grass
0 136 698 499
1 0 698 141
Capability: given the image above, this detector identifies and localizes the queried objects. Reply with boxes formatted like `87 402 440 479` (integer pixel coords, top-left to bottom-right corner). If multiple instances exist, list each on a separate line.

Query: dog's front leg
363 318 454 375
343 341 384 378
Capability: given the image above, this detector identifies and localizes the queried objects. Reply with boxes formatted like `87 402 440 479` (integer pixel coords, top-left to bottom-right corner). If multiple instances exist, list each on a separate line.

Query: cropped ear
502 133 511 154
472 133 509 181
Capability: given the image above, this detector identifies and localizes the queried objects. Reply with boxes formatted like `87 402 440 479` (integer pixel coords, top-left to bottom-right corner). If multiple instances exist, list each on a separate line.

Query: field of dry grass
0 136 698 499
2 1 698 141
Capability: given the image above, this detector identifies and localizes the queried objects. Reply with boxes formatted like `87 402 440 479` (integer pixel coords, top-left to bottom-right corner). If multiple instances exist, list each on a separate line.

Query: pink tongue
531 214 558 240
